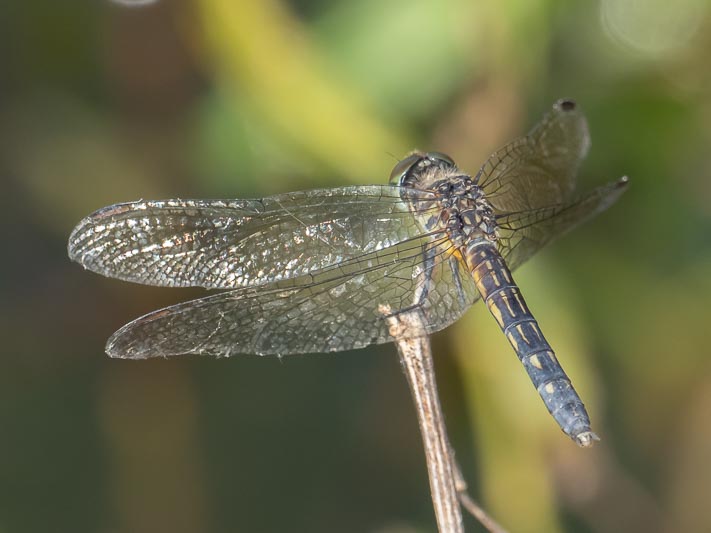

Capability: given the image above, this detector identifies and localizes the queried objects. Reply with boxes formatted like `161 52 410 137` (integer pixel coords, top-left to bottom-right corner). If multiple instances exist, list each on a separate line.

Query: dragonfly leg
411 243 438 307
383 244 439 324
448 255 468 310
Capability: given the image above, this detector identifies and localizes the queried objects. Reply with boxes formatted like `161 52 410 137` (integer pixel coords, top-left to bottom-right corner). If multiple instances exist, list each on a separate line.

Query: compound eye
426 151 455 167
389 154 422 184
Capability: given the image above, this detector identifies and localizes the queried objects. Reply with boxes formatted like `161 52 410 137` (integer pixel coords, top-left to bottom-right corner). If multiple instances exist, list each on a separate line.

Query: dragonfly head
389 151 456 187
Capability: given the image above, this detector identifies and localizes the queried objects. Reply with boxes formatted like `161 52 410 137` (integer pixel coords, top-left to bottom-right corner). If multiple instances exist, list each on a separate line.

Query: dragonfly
68 99 627 446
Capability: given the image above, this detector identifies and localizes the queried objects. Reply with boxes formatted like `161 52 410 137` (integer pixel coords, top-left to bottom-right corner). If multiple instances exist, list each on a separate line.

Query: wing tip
67 201 146 260
67 216 90 264
105 312 196 359
556 98 578 112
105 319 152 359
105 332 133 359
106 339 162 360
597 175 629 211
607 175 630 200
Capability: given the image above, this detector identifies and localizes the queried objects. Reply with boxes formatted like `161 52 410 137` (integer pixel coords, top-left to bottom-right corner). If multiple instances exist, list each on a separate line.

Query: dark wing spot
559 99 577 111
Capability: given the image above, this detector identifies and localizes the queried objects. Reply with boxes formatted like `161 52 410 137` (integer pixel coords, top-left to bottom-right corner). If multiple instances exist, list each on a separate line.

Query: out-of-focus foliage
1 0 710 531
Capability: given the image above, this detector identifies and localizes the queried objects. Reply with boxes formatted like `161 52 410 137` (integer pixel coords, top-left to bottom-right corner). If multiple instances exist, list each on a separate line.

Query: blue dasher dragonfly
68 99 627 446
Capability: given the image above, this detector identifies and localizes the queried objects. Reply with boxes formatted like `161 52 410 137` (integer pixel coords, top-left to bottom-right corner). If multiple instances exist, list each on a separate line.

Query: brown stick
380 305 508 533
380 304 463 532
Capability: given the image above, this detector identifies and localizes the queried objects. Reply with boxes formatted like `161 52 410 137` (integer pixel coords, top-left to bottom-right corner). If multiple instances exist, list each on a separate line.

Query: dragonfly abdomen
465 243 597 446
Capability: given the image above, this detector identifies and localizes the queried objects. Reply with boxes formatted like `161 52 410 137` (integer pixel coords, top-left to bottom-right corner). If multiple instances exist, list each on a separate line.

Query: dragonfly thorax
431 177 498 246
398 173 498 248
392 152 498 246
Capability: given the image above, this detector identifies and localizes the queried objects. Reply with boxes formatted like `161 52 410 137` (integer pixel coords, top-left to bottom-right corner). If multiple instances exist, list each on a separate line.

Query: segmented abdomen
465 242 597 446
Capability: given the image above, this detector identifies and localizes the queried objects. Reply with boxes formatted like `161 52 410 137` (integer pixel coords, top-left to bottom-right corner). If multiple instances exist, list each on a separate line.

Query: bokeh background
2 0 710 532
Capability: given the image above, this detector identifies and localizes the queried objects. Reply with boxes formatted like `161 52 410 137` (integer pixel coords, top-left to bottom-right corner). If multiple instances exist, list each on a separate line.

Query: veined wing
68 186 441 289
106 235 480 358
496 176 628 271
477 99 590 213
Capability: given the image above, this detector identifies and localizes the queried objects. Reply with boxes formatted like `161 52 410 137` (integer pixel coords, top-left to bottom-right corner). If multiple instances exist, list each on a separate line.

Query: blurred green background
2 0 710 532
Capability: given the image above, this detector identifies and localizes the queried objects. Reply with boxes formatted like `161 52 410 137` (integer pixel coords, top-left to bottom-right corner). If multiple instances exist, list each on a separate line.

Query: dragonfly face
68 99 627 444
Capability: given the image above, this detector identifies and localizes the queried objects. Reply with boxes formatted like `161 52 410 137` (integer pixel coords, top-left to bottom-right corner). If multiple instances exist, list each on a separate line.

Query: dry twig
380 305 507 533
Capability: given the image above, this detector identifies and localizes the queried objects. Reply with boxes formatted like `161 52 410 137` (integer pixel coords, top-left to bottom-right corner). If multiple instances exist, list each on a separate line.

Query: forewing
106 236 480 358
68 186 439 289
478 99 590 213
496 177 628 271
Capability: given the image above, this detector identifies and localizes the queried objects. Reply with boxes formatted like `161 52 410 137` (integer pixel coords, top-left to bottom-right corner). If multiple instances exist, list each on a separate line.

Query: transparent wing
496 177 629 271
106 236 480 359
477 99 590 213
68 186 440 289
